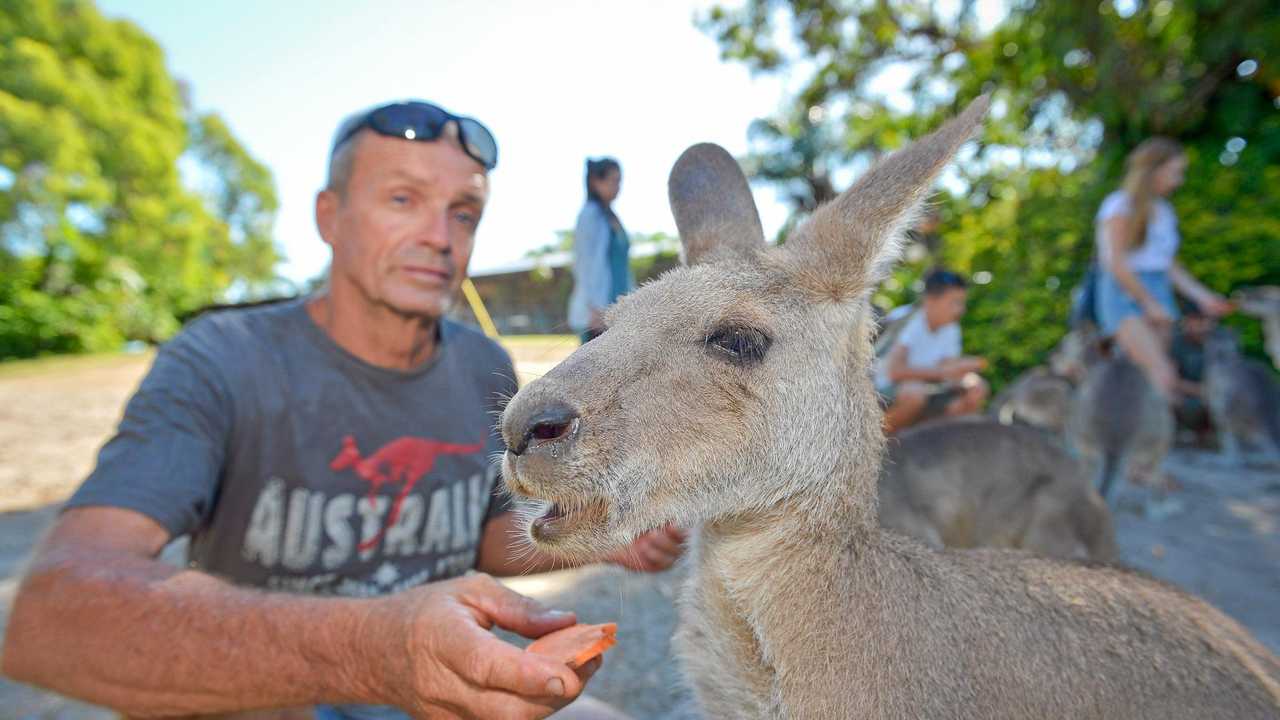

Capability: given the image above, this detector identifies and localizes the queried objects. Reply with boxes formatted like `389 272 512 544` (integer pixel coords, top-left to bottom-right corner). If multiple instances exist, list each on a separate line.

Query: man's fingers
641 543 677 569
463 574 576 637
645 529 685 557
469 635 585 700
575 656 603 685
453 685 567 720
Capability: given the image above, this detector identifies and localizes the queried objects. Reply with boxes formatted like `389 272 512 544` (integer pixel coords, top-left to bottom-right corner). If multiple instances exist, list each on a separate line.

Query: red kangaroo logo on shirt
330 435 483 551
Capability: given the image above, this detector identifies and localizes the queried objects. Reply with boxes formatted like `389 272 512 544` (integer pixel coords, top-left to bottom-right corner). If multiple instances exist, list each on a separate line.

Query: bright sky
97 0 793 284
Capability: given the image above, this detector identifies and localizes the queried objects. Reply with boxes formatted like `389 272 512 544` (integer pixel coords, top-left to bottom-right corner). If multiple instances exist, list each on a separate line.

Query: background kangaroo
880 417 1116 561
1234 286 1280 370
988 366 1074 434
1067 354 1173 500
988 324 1098 434
1204 328 1280 465
500 96 1280 718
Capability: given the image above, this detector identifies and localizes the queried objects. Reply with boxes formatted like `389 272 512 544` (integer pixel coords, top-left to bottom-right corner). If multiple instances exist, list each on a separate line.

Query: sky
96 0 796 284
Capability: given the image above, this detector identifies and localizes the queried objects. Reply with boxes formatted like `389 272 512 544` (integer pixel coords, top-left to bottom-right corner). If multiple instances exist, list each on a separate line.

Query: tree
0 0 281 359
703 0 1280 385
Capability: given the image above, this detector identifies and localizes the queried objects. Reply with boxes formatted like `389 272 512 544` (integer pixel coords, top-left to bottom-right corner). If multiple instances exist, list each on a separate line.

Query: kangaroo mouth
527 498 610 545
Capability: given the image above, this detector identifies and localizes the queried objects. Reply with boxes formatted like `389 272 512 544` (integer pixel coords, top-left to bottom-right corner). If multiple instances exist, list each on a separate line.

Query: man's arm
2 507 591 719
885 345 973 384
476 512 685 576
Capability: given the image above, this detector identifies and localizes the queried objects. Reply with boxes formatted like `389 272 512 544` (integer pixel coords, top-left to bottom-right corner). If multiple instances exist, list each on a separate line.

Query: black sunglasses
332 101 498 170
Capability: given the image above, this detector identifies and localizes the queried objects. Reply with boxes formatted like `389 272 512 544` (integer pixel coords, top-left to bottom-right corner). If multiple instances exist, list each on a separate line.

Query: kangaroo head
1233 286 1280 318
501 97 989 559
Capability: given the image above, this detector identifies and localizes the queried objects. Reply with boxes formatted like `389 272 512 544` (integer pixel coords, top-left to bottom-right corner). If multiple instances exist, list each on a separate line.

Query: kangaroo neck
701 487 877 581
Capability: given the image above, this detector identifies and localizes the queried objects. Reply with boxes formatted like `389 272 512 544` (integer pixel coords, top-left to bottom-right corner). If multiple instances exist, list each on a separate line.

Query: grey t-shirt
68 298 516 596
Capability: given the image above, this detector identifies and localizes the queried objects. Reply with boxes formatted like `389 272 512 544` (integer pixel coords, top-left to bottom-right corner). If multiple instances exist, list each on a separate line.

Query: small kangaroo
989 325 1099 434
988 366 1074 434
501 97 1280 718
1234 286 1280 371
880 417 1116 561
1066 354 1173 500
1204 328 1280 465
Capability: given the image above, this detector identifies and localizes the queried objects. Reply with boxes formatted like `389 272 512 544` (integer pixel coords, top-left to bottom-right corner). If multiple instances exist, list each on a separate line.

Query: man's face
317 130 489 319
924 287 967 327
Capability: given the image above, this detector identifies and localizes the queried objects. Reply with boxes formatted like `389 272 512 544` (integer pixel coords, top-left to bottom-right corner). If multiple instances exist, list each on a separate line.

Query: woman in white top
1094 137 1231 397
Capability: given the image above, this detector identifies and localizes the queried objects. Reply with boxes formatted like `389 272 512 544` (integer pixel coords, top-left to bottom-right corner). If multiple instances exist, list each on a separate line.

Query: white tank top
1094 190 1180 272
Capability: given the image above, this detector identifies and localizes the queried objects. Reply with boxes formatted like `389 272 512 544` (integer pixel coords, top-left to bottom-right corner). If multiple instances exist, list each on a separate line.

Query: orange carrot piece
526 622 618 669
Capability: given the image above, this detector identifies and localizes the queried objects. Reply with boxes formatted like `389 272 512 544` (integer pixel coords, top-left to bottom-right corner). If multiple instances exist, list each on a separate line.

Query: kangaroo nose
510 402 580 456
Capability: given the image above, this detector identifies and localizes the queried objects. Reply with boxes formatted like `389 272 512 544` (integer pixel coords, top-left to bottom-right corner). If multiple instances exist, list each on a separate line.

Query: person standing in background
569 158 632 343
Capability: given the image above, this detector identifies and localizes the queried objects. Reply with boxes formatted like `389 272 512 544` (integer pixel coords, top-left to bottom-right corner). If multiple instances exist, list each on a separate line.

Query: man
875 268 989 434
1 100 683 720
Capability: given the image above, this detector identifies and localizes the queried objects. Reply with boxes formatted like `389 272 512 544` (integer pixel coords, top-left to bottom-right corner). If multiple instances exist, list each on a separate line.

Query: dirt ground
1 349 1277 719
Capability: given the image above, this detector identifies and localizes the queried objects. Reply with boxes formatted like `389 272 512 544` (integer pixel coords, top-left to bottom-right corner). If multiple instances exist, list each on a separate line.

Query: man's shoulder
185 296 300 329
896 310 929 342
442 319 514 372
167 297 304 364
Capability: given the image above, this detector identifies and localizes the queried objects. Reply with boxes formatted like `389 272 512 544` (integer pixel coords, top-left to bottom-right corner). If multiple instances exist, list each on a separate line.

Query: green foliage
703 0 1280 387
0 0 281 359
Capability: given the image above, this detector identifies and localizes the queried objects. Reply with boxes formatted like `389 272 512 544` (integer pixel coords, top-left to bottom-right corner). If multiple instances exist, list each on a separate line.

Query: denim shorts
1095 269 1178 336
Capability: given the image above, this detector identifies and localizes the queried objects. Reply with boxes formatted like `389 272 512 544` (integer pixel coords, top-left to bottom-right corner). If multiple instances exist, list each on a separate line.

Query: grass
497 334 578 349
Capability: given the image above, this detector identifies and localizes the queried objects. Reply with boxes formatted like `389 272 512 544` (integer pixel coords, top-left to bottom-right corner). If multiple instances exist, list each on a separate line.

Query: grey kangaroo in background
880 417 1116 562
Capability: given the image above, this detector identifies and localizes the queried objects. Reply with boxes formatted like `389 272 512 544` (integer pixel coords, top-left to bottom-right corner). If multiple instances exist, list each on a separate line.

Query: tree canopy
703 0 1279 384
0 0 281 359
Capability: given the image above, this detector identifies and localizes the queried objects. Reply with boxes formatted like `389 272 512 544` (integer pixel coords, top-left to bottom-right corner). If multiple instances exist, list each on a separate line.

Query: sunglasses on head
332 101 498 170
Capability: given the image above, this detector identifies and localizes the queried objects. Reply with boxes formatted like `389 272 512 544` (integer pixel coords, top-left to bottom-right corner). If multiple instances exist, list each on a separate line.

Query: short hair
326 108 370 196
324 107 467 197
924 268 967 296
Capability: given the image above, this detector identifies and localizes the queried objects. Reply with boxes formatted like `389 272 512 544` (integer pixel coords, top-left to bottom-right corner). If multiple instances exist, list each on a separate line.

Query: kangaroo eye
706 326 770 366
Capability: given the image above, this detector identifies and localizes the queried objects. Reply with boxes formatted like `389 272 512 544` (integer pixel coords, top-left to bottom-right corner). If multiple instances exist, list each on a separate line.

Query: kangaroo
500 96 1280 718
1066 354 1173 500
1234 286 1280 371
989 325 1099 434
988 366 1074 434
880 418 1116 561
1203 328 1280 465
1048 322 1101 383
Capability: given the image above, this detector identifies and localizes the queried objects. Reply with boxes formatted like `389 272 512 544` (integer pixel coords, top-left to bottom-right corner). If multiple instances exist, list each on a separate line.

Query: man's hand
366 574 600 720
941 357 985 381
605 524 687 573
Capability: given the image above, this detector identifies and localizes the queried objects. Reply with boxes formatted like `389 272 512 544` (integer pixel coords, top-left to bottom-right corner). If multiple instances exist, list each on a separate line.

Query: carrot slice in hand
526 622 618 669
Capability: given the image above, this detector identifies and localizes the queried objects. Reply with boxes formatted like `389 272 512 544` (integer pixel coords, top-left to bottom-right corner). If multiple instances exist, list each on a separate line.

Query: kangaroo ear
784 94 989 298
668 143 765 265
